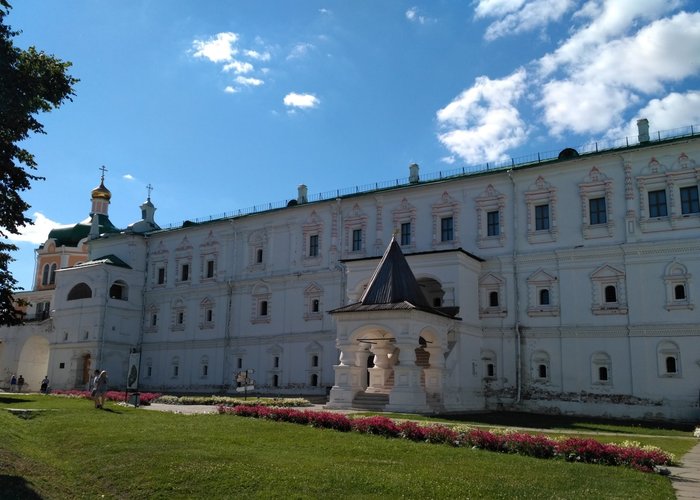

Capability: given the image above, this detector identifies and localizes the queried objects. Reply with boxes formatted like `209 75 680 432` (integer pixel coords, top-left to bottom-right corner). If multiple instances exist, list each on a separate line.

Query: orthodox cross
99 165 108 182
146 183 154 200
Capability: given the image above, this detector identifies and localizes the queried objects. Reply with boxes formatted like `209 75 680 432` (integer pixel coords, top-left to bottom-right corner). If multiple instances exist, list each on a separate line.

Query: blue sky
5 0 700 290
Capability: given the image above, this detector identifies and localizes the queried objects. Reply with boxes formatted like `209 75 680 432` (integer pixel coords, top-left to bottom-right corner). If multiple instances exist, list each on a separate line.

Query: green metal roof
44 214 120 248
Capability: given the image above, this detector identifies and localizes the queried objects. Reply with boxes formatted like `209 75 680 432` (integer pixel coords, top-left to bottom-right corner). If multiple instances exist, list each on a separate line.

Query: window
479 273 507 318
260 300 268 316
42 264 50 286
173 365 179 377
482 350 497 380
311 355 319 367
664 261 693 311
309 235 319 257
202 364 208 377
441 216 453 242
657 341 680 377
486 211 500 236
200 298 215 329
237 358 243 370
532 351 550 382
476 185 505 248
252 284 271 323
680 186 699 214
433 297 442 307
433 191 460 247
591 264 627 314
310 373 319 386
67 283 92 301
157 266 166 285
49 263 57 285
177 311 184 324
304 283 323 321
487 363 495 377
272 374 279 387
146 365 152 377
352 229 362 252
256 248 263 263
206 309 213 322
172 357 180 378
109 280 128 300
274 356 279 368
535 204 549 230
591 352 612 385
648 189 668 217
400 222 411 246
312 299 319 313
171 299 186 331
539 289 550 306
604 285 617 303
201 356 209 378
579 167 614 238
206 259 215 278
151 313 158 327
589 197 607 225
181 263 190 282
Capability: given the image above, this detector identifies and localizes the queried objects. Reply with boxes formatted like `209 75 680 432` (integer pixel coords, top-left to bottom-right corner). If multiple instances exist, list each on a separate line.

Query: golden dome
91 180 112 201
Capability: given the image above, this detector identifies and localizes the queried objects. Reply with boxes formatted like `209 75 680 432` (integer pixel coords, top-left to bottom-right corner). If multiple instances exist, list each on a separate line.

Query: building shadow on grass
0 396 33 404
0 475 43 499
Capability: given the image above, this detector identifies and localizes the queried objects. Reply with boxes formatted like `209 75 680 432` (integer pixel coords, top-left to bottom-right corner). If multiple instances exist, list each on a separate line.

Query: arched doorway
17 336 50 392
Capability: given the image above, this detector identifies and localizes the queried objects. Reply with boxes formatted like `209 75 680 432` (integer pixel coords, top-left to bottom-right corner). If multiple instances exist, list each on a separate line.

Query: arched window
49 263 57 285
310 373 319 386
658 341 680 377
666 356 677 374
598 366 608 381
538 364 547 379
272 374 279 387
311 355 319 367
539 289 550 305
260 300 268 316
67 283 92 301
674 284 686 300
109 280 128 300
41 264 50 286
604 285 617 303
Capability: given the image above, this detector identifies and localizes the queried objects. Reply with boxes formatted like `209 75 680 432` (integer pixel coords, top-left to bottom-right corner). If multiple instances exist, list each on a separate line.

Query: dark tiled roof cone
359 236 432 308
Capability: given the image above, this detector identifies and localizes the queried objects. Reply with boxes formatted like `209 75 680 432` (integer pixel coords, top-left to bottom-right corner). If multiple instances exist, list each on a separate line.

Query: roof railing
159 123 699 230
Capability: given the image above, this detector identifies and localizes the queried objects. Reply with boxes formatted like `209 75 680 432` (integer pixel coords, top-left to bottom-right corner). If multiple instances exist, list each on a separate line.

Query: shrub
50 390 161 406
157 395 311 407
350 416 401 438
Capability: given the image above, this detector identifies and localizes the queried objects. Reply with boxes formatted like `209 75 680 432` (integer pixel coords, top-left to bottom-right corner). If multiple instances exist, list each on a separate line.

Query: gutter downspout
507 169 522 404
222 220 236 392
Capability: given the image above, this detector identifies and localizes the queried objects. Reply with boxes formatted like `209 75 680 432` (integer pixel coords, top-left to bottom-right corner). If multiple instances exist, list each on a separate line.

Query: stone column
423 345 445 400
327 344 364 409
386 340 429 412
366 341 393 393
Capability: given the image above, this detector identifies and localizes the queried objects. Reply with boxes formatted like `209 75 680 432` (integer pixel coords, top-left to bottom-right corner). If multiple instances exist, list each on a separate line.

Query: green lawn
0 394 691 499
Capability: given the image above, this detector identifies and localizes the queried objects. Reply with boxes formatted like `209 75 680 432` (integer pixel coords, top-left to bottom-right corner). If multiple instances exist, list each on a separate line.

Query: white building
2 120 699 421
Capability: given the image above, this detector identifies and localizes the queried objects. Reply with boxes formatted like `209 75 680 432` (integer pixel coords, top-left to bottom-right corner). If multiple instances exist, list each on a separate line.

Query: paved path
142 403 699 497
668 440 700 499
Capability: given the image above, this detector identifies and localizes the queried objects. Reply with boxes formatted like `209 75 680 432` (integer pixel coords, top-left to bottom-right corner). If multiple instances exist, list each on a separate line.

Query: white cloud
224 86 238 93
223 60 254 74
634 91 700 133
244 49 271 61
8 212 63 245
192 32 239 63
539 0 677 76
283 92 320 109
123 174 134 181
436 69 528 164
480 0 574 41
235 76 264 86
474 0 526 18
539 80 634 135
287 43 315 60
406 7 434 24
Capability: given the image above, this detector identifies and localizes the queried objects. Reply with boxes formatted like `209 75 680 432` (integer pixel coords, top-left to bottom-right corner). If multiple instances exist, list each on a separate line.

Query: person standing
40 376 49 394
17 375 25 392
90 369 100 407
94 370 108 409
10 375 17 392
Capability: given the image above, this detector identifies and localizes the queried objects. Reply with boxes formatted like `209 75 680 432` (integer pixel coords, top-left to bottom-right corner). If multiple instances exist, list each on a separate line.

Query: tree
0 1 78 326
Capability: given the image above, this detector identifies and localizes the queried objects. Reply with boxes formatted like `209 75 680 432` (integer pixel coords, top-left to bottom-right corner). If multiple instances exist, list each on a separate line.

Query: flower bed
157 395 311 407
51 390 161 406
220 404 675 473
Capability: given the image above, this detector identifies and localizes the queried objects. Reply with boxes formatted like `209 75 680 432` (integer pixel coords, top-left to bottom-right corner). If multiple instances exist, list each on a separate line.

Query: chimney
409 163 419 184
297 184 308 204
637 118 650 143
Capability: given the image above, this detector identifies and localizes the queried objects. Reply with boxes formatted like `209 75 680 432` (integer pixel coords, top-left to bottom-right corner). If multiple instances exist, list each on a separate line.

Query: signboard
126 351 140 390
236 385 255 392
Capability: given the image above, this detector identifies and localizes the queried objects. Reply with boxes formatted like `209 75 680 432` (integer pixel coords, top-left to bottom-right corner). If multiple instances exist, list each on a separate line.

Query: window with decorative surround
657 341 681 377
171 357 180 378
200 231 219 281
251 283 271 324
526 269 559 317
591 352 612 385
199 297 215 329
303 283 323 321
200 356 209 378
590 264 627 315
531 350 550 383
525 176 558 243
303 211 323 266
144 304 159 333
171 299 186 331
637 154 700 233
479 273 507 318
579 167 614 239
392 198 416 250
247 230 267 270
432 191 460 248
174 237 193 285
664 261 693 311
344 204 368 256
475 185 505 248
481 350 497 380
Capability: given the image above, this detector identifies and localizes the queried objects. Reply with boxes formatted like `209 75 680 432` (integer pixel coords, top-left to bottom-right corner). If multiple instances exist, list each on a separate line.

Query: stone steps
352 392 389 411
